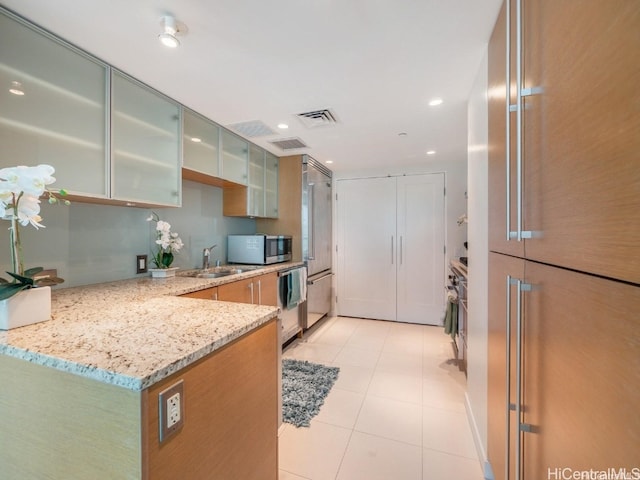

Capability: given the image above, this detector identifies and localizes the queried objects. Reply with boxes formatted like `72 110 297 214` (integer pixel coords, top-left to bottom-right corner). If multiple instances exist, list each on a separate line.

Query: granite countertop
0 262 302 391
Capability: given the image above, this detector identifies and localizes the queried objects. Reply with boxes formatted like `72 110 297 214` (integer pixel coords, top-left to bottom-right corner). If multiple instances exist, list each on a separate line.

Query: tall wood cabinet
487 2 640 479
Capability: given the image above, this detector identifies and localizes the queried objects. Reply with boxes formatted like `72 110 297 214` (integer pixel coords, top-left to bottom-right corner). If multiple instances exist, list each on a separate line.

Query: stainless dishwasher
277 266 306 345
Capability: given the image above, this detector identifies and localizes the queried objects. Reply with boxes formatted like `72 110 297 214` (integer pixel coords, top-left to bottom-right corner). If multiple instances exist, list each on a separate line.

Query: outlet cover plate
159 380 184 442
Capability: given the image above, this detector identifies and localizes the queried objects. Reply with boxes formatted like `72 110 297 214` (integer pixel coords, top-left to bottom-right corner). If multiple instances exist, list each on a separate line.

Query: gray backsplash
0 180 256 288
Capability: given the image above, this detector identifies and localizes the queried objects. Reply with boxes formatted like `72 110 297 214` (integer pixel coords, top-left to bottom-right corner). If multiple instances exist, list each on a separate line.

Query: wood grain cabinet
218 273 278 307
487 2 640 479
488 0 640 283
183 273 278 306
488 253 640 479
0 320 278 480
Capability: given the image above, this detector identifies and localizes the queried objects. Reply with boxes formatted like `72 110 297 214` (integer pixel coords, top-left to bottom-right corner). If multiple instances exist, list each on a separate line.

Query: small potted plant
0 164 68 330
147 212 184 277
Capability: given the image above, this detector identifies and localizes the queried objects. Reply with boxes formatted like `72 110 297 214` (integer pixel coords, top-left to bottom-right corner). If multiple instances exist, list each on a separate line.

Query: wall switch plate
159 380 184 442
136 254 148 274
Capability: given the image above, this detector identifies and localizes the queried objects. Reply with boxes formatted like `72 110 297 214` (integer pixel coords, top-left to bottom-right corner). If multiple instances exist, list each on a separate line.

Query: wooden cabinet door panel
180 287 218 300
488 0 525 258
257 273 278 307
488 252 523 480
522 1 640 283
522 261 640 476
218 277 254 304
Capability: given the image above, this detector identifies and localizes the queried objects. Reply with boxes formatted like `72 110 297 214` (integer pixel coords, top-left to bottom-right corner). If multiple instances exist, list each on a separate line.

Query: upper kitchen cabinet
488 0 640 283
220 129 248 186
0 10 108 198
223 146 278 218
182 108 220 178
248 144 266 217
111 72 181 206
264 152 279 218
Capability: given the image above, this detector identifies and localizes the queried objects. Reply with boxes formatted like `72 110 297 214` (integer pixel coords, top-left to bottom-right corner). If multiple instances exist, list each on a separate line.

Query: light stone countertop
0 262 302 391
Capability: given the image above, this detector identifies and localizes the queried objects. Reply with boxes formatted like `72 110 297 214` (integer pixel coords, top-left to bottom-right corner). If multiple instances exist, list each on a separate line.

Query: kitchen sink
180 265 263 279
194 271 235 278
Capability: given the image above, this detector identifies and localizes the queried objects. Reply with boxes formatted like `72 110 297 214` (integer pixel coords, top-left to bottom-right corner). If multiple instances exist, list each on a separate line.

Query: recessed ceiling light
277 123 289 129
426 150 436 155
191 137 202 143
325 160 333 164
9 81 24 96
398 132 407 137
428 98 443 107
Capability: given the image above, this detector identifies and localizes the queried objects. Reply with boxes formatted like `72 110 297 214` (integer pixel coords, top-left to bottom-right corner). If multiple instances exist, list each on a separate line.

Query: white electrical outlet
159 380 184 442
167 392 181 428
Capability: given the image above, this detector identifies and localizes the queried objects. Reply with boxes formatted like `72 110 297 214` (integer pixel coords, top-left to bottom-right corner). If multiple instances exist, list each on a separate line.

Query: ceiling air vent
269 137 309 150
227 120 277 138
297 108 338 128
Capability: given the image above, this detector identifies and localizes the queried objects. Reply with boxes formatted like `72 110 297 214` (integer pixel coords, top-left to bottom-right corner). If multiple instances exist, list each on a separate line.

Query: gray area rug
282 359 340 428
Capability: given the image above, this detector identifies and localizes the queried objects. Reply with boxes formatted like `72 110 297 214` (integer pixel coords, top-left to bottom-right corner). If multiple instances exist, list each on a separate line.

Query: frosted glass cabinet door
112 72 181 206
183 109 220 176
0 11 107 197
248 144 265 217
221 130 248 185
264 152 279 218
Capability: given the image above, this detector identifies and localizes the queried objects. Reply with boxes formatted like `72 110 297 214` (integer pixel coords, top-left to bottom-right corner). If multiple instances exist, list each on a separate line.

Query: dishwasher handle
308 272 334 285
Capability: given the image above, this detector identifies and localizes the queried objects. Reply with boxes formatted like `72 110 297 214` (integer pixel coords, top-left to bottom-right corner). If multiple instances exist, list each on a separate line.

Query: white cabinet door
396 174 445 324
337 174 445 325
337 176 397 321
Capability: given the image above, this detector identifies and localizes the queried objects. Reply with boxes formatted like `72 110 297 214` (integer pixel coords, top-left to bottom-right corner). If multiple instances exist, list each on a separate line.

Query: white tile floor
279 316 484 480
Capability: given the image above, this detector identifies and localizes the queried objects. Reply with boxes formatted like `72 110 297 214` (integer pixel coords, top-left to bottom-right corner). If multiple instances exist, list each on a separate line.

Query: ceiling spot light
428 98 443 106
190 137 202 143
325 160 333 164
398 132 407 137
277 123 289 129
426 150 436 155
158 15 185 48
9 81 24 96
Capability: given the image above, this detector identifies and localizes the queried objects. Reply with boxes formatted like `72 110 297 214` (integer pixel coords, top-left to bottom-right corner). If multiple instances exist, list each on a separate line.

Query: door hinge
443 187 446 196
335 296 338 303
335 193 338 201
444 246 446 254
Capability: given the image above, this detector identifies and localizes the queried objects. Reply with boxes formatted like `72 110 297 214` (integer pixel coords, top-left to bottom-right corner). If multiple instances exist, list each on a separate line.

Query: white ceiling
2 0 502 173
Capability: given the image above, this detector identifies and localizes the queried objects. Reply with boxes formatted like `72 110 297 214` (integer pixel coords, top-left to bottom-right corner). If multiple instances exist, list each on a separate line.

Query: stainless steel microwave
227 235 292 265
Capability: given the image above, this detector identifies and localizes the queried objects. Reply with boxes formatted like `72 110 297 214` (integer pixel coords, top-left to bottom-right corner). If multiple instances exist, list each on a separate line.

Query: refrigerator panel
303 160 332 277
306 271 333 328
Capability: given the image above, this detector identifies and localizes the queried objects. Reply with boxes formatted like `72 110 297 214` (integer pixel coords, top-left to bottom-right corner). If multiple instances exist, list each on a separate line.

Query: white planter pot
149 267 179 278
0 286 51 330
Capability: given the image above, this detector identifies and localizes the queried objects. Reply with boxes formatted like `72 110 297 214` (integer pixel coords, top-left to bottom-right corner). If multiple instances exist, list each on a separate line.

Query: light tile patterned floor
279 316 484 480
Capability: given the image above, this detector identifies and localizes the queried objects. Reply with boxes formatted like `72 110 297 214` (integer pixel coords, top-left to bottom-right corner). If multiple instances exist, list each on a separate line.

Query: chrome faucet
202 244 217 270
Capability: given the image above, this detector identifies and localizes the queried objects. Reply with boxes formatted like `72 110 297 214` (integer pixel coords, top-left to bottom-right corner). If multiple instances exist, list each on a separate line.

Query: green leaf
24 267 44 278
6 271 34 286
0 283 29 301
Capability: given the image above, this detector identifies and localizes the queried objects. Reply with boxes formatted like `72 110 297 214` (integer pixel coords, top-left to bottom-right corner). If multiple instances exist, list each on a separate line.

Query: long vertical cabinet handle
391 236 395 265
515 278 533 480
515 278 524 480
249 282 254 304
505 275 514 480
308 184 316 260
505 0 512 241
507 0 532 242
257 280 262 305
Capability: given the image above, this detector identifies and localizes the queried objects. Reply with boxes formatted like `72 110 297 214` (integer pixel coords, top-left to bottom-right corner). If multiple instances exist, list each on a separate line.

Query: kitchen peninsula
0 265 290 480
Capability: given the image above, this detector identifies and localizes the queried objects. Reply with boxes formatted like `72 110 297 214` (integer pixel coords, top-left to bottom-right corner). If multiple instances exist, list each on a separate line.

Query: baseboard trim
464 392 493 480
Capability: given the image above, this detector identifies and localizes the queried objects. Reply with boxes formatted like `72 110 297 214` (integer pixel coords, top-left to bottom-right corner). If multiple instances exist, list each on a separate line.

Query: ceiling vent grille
269 137 309 150
297 108 338 128
227 120 277 138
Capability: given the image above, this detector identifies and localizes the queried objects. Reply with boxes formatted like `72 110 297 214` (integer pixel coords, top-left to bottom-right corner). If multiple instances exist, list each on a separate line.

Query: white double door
336 174 445 325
